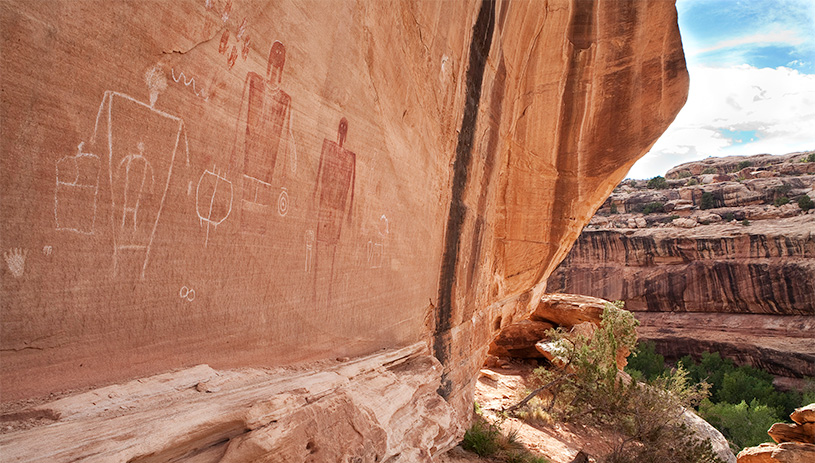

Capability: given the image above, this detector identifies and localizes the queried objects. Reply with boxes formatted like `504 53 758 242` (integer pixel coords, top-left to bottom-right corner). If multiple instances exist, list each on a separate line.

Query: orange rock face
1 0 687 457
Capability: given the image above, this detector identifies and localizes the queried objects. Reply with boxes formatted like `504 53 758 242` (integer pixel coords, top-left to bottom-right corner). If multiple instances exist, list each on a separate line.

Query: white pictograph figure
367 214 389 269
196 167 233 247
116 142 155 231
180 285 196 301
88 66 190 279
171 68 209 101
4 248 28 278
43 246 53 257
55 142 100 234
304 230 315 273
277 187 289 216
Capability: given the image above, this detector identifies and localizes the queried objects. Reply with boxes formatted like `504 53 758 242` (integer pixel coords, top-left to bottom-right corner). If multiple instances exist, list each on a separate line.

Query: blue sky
627 0 815 179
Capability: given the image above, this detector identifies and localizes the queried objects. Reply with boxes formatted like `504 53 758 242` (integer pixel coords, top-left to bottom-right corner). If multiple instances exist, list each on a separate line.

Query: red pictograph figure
312 117 356 303
233 40 293 234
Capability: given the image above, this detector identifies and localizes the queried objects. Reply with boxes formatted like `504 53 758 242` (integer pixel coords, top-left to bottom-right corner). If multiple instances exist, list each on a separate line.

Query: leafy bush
742 219 750 226
686 178 699 186
722 212 735 222
774 196 790 207
806 152 815 162
610 203 619 214
677 171 693 179
798 195 814 211
737 161 753 170
702 167 717 175
700 192 717 210
521 304 723 463
699 399 779 452
647 176 668 190
642 202 665 214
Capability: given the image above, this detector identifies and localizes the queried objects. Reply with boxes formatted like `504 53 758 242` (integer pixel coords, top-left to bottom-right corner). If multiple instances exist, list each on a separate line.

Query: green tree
798 195 814 211
647 176 668 190
699 399 779 452
626 341 667 381
642 202 665 214
700 192 717 210
718 368 775 406
677 352 735 401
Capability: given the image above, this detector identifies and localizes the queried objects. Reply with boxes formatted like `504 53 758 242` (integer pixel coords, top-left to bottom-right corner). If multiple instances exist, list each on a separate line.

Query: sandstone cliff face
0 0 687 459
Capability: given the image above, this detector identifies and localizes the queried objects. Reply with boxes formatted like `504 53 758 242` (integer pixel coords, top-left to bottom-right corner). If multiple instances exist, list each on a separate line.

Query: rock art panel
1 0 688 458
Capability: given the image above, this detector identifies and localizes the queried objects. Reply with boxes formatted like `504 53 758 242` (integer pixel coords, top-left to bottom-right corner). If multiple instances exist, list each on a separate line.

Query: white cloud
691 30 805 56
628 65 815 179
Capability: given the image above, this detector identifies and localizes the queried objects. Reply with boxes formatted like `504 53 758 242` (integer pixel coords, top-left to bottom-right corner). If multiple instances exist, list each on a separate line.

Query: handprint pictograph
4 248 29 278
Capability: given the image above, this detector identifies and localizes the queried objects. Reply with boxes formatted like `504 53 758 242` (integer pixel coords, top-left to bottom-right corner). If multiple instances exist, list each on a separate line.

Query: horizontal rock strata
548 216 815 315
0 344 459 462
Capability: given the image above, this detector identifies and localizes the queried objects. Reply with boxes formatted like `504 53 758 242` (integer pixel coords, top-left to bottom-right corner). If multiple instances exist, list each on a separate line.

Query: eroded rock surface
1 0 687 458
0 345 459 462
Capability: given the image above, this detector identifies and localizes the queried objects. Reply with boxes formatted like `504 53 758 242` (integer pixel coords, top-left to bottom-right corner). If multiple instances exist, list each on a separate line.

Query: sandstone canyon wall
548 153 815 378
1 0 688 459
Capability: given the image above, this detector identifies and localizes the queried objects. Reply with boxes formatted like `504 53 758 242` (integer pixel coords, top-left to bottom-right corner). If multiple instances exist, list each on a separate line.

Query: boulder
681 410 737 463
737 442 815 463
531 294 609 328
768 423 815 444
791 404 815 426
672 217 698 228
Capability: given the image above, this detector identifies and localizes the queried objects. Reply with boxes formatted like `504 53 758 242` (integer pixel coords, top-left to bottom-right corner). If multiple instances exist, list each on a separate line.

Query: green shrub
722 212 735 222
462 417 549 462
700 192 717 210
523 305 723 463
806 152 815 162
742 219 751 226
686 178 699 186
647 176 668 190
702 167 718 175
678 171 693 179
737 161 753 170
642 202 665 214
462 419 501 456
798 195 814 211
699 399 779 452
610 203 619 214
774 196 790 207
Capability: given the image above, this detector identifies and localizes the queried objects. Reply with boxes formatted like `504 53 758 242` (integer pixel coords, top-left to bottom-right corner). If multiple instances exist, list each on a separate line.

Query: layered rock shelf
0 0 688 458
